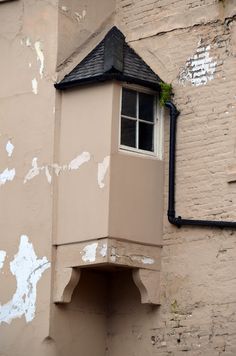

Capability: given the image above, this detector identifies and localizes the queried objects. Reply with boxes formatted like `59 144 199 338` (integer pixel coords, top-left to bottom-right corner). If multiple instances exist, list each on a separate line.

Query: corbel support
132 269 160 305
53 237 162 305
54 267 81 303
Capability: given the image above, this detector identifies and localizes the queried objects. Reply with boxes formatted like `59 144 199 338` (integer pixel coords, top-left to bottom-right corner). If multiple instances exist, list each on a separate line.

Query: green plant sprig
160 82 172 107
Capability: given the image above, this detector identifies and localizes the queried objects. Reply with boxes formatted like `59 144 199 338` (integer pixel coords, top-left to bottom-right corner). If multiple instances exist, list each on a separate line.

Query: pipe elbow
165 101 180 118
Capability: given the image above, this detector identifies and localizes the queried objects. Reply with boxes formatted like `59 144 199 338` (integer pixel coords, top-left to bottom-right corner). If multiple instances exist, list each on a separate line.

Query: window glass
138 122 154 151
120 88 157 154
139 92 154 122
121 117 136 148
121 89 136 117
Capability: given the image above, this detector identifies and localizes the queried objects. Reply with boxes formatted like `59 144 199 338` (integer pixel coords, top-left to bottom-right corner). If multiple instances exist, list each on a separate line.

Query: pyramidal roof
55 26 163 90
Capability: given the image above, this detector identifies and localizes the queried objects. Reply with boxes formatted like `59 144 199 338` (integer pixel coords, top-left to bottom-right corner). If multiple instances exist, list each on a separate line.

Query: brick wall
114 1 236 355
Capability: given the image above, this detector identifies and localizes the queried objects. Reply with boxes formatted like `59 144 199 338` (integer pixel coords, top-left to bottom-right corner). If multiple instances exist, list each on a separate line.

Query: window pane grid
120 88 156 154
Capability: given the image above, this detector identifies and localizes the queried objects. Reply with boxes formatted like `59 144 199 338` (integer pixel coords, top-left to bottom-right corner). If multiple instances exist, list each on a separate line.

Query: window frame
119 84 163 159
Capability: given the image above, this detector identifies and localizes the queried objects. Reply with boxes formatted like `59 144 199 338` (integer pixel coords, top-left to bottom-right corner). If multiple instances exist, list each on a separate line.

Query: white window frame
119 84 163 159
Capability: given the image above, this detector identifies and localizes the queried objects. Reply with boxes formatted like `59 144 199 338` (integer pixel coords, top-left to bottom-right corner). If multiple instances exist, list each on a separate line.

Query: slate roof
55 26 163 90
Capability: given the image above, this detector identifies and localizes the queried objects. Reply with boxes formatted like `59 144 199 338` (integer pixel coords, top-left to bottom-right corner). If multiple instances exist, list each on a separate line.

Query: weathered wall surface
57 0 116 69
0 0 57 355
113 0 236 355
1 0 236 355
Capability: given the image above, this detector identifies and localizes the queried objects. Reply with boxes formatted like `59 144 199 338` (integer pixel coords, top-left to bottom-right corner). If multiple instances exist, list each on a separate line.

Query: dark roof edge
54 73 162 91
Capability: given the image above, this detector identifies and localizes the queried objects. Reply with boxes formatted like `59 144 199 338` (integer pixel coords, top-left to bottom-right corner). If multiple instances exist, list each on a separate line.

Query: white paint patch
26 37 31 47
20 37 31 47
32 78 38 94
179 42 217 87
24 157 41 183
44 166 52 184
74 9 87 22
97 156 110 189
0 251 6 270
0 168 16 186
34 41 44 79
131 255 155 265
141 257 155 265
61 5 68 11
0 235 50 324
51 163 66 176
68 151 91 170
100 243 107 258
24 152 91 184
6 140 14 157
82 243 98 263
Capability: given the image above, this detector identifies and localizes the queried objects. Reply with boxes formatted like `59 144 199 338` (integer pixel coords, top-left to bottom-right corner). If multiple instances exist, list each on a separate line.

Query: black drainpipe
165 100 236 229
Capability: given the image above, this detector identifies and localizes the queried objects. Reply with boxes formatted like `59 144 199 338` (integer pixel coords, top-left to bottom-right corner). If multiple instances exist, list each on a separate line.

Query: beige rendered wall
1 1 236 356
57 0 116 67
0 0 57 355
57 82 164 246
56 83 113 245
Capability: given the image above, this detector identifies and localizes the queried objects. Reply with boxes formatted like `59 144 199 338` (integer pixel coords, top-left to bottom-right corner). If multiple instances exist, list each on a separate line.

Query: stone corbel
53 237 162 305
132 269 160 305
54 267 81 303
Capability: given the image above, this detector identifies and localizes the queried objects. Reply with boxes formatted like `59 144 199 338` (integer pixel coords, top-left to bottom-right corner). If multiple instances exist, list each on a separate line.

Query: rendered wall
57 82 164 246
1 0 236 356
57 83 114 245
0 0 57 355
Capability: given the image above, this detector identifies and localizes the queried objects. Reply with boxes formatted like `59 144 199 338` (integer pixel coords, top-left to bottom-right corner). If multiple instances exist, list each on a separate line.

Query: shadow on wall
51 269 159 356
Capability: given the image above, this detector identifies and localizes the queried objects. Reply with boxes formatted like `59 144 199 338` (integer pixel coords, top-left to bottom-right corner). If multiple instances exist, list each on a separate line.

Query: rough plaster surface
1 0 236 355
112 1 236 355
0 235 50 324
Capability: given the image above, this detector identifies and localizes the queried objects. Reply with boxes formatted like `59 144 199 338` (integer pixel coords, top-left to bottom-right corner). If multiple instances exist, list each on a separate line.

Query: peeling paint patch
0 235 50 324
26 37 31 47
24 152 91 184
44 166 52 184
24 157 41 183
179 42 217 87
68 151 91 170
20 37 32 47
0 168 15 186
24 159 52 184
32 78 38 94
0 251 6 270
82 243 98 263
110 247 116 263
51 163 67 176
74 9 87 22
100 243 107 257
6 140 14 157
97 156 110 189
61 5 68 11
34 41 44 79
141 257 155 265
131 255 155 265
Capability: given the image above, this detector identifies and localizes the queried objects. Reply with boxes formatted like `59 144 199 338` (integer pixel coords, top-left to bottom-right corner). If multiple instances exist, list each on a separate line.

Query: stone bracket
54 267 81 303
53 237 162 305
132 269 160 305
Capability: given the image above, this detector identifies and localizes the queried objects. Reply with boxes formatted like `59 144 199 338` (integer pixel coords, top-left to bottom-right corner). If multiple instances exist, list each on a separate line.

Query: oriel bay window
120 88 157 154
54 26 164 306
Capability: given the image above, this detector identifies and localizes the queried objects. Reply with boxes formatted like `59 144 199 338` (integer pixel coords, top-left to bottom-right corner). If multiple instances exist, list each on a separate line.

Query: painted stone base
53 237 162 305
